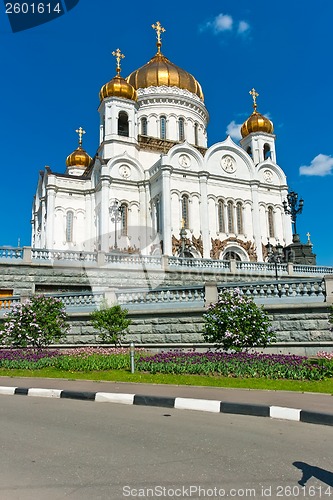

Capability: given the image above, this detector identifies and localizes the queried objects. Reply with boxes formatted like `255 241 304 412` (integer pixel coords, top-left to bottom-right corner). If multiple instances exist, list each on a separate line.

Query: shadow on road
293 462 333 487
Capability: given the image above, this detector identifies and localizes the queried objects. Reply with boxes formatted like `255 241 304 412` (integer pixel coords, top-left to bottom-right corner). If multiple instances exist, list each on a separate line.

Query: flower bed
0 348 332 381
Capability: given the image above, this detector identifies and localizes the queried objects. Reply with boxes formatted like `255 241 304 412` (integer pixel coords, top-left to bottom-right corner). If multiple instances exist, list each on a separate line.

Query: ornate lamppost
282 191 304 241
265 240 284 280
109 199 123 250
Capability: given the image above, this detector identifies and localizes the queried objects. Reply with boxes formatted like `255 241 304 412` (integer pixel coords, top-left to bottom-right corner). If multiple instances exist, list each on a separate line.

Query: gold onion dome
126 21 204 101
99 48 137 102
241 88 274 138
66 127 93 168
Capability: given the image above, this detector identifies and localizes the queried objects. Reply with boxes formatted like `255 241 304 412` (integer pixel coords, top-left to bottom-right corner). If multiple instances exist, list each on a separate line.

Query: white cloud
226 120 242 141
213 14 233 32
299 154 333 177
238 21 250 34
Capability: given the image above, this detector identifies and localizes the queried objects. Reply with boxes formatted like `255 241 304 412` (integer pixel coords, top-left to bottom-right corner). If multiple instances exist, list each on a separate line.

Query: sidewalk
0 376 332 426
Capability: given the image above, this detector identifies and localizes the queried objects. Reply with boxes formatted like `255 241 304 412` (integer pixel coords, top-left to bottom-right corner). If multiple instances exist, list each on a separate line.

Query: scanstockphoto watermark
122 485 257 498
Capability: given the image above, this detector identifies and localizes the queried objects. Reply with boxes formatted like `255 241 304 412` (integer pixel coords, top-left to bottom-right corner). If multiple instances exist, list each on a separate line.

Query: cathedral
31 21 293 263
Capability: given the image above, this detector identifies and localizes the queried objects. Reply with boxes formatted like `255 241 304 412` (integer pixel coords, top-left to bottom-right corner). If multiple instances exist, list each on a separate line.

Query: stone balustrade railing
218 278 326 303
0 276 329 318
117 286 205 309
1 246 333 278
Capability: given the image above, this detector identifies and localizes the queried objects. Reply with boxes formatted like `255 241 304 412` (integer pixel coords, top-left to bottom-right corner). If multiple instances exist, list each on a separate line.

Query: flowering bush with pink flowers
0 295 69 348
203 288 275 351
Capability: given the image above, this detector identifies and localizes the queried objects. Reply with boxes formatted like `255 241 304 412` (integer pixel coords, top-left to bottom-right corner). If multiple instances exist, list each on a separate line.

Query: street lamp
283 191 304 238
109 199 123 250
265 240 284 280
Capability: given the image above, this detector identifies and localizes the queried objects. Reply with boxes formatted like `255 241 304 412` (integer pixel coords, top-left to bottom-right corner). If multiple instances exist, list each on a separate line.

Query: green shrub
90 302 131 346
203 288 275 351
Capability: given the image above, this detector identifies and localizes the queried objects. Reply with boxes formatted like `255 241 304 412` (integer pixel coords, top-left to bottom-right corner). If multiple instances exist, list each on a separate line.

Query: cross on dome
152 21 166 53
112 48 125 75
249 88 259 112
75 127 86 147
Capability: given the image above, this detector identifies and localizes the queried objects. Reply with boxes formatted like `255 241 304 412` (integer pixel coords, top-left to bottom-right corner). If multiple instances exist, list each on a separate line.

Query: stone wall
64 302 332 356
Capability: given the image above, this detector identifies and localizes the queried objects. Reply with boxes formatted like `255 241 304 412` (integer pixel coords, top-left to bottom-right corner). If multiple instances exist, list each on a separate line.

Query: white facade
32 52 292 263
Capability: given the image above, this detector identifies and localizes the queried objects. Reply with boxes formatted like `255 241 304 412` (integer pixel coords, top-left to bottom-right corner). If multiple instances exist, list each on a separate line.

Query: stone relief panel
210 237 257 261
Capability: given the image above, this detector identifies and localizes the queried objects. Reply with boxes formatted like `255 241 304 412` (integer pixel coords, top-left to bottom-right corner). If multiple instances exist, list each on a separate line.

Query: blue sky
0 0 332 264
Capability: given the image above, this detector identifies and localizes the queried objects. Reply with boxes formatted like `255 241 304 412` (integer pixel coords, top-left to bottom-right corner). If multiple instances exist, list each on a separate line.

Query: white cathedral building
31 22 292 263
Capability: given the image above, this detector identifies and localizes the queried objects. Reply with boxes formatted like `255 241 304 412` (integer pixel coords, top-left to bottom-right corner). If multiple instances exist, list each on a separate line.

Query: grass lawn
1 367 333 394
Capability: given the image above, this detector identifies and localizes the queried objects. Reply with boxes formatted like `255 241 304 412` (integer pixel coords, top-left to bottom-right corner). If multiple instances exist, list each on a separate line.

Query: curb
1 385 333 427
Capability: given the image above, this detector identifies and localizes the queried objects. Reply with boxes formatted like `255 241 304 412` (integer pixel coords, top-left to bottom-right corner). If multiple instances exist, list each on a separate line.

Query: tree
203 288 275 351
90 302 131 346
0 295 69 348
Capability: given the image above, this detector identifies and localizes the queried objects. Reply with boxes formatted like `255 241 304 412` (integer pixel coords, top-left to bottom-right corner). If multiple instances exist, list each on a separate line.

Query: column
45 187 55 249
161 167 172 256
100 177 110 252
250 182 263 261
199 173 210 258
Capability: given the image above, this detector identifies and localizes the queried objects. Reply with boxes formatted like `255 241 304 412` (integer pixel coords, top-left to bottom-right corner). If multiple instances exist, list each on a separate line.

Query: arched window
227 201 234 233
160 115 166 139
118 111 129 137
194 123 199 146
121 204 128 236
236 202 243 234
218 200 225 233
247 146 252 159
155 199 161 233
66 211 74 242
181 195 189 229
264 143 271 160
268 206 275 238
178 117 185 141
141 117 147 136
224 251 241 261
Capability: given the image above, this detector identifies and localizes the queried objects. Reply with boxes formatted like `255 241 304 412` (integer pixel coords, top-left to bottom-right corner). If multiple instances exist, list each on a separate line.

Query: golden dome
241 88 274 138
126 22 204 100
66 146 92 168
100 75 137 102
66 127 93 169
100 48 137 102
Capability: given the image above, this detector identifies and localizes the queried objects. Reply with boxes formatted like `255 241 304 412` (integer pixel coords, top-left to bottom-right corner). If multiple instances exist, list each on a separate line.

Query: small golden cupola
241 88 274 137
126 22 204 100
66 127 93 174
99 48 137 102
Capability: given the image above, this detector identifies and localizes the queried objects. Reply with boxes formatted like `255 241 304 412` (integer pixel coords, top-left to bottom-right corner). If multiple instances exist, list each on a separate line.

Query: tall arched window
218 200 225 233
194 123 199 146
155 199 161 233
141 117 147 136
66 211 74 242
236 202 243 234
178 117 185 141
227 201 234 233
268 206 275 238
120 204 128 236
264 143 271 160
118 111 129 137
160 115 166 139
247 146 253 159
181 195 189 229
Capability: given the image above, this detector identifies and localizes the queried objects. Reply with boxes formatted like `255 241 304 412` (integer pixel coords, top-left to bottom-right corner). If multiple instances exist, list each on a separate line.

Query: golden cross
306 232 311 242
152 21 165 52
112 48 125 74
75 127 86 147
249 88 259 112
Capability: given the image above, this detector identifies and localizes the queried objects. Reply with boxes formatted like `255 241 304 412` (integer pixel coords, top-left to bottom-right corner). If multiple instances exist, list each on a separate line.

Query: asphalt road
0 396 332 500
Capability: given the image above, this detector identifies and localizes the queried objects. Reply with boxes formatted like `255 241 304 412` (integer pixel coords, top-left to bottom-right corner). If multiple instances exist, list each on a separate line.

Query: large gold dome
127 51 204 100
241 88 273 138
